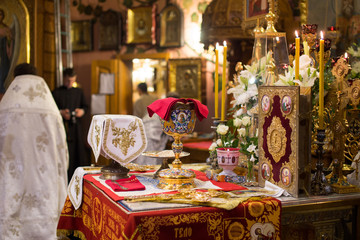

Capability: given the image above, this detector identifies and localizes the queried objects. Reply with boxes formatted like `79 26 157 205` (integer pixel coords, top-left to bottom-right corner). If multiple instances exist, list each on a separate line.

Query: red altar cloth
183 140 212 150
57 179 281 240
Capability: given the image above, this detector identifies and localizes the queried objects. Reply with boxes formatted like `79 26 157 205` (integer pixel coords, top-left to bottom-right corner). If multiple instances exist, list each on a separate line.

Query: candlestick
221 41 227 121
215 43 219 118
303 41 309 56
319 31 324 129
295 31 300 80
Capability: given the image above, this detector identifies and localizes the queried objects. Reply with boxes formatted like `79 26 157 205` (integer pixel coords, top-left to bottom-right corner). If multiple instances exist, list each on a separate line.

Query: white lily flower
250 154 256 162
237 128 246 137
216 139 222 146
209 142 217 151
247 143 257 153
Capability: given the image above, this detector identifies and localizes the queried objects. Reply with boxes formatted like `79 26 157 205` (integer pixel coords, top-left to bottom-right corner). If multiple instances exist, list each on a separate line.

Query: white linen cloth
88 114 147 165
0 75 68 239
264 180 290 197
68 167 102 210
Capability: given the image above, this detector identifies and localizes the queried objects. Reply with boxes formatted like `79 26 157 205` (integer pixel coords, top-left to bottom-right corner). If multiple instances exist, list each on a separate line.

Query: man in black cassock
52 68 89 180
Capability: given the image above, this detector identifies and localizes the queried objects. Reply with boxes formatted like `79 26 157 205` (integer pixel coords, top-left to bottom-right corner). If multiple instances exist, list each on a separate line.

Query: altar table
57 176 281 240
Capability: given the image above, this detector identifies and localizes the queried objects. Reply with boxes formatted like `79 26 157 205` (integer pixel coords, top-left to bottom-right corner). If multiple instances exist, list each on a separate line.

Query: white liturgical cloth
88 114 147 165
0 75 68 239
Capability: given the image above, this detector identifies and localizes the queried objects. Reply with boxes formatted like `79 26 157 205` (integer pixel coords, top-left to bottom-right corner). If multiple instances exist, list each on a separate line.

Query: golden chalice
157 102 197 190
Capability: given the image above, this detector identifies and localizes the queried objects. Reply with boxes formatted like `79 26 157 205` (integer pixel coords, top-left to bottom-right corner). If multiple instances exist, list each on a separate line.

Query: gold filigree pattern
347 80 360 107
95 125 101 147
248 201 265 218
228 222 245 240
102 118 147 164
75 176 80 200
331 58 351 80
140 212 224 240
267 116 287 163
111 120 137 156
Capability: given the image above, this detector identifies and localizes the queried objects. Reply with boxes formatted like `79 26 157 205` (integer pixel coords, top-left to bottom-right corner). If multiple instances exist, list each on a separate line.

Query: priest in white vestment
0 63 68 239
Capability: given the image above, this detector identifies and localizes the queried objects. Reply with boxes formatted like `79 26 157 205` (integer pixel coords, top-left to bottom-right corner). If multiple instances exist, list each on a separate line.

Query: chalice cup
157 102 197 190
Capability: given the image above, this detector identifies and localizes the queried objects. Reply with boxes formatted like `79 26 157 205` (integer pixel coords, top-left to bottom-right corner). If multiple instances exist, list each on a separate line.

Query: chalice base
100 160 130 180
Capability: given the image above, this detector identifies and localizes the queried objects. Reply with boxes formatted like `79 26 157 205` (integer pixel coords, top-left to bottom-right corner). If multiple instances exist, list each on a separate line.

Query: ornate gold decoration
248 201 265 218
95 125 101 147
111 120 137 156
74 176 80 200
102 118 146 164
140 212 224 239
228 221 245 240
347 80 360 107
91 197 103 236
331 58 351 80
265 1 277 33
267 116 287 163
258 86 302 197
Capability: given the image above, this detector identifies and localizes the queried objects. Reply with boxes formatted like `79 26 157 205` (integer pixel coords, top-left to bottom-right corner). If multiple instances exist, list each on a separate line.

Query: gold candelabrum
157 102 197 190
325 57 359 193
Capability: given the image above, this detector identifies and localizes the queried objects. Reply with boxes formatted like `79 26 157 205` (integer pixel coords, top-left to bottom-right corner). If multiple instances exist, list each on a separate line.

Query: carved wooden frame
167 58 206 104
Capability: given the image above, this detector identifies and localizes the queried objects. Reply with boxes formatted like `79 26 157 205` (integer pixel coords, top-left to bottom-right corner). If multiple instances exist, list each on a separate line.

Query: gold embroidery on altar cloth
248 201 265 218
267 116 287 163
111 120 138 156
228 222 245 240
140 212 224 240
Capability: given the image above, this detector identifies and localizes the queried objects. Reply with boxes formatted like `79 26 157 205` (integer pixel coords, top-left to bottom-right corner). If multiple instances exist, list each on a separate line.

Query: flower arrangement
208 54 271 172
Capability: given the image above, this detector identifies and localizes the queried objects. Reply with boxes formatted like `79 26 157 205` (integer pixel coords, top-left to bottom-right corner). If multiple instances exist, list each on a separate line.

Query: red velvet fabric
262 95 293 182
57 180 282 240
105 175 145 191
147 97 209 121
84 171 246 202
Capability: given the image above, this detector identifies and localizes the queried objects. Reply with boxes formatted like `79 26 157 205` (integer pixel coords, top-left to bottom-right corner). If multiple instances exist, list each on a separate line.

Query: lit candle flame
216 42 219 50
223 41 227 47
320 31 324 39
295 30 299 38
344 52 348 59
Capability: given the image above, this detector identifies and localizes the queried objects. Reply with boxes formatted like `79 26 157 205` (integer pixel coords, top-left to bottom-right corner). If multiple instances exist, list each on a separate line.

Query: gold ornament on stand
251 0 289 85
326 56 359 193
